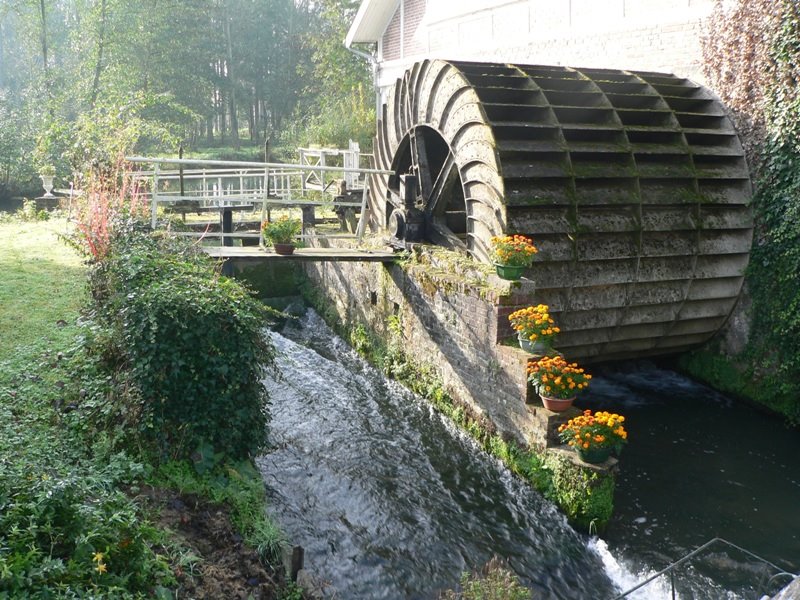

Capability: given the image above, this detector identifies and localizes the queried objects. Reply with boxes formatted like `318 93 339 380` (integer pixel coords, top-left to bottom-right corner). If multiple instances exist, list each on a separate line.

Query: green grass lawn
0 219 86 359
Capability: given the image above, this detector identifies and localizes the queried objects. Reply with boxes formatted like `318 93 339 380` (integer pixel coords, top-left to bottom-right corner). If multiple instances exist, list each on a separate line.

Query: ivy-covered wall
688 0 800 424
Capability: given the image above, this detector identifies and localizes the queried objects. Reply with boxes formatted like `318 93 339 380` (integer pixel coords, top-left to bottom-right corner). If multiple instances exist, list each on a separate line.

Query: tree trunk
89 0 108 108
206 114 215 144
247 97 256 142
218 86 226 145
0 20 5 89
39 0 49 76
224 12 239 149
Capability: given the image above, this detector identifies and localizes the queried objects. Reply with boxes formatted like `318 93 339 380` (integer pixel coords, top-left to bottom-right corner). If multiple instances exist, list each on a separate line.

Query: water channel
257 310 800 599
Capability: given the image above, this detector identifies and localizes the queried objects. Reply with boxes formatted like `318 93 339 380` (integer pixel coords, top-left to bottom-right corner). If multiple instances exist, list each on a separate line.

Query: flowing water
257 311 800 599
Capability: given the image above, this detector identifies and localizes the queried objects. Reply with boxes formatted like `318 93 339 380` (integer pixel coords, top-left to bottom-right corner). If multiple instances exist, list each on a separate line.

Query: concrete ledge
548 445 619 473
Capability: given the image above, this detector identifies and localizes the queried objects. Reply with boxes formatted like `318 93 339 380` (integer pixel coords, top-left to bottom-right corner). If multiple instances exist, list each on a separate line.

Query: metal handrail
611 537 797 599
126 155 393 175
123 155 390 245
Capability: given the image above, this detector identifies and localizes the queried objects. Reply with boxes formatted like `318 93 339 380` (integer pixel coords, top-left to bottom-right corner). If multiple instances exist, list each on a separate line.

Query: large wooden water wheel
369 60 753 361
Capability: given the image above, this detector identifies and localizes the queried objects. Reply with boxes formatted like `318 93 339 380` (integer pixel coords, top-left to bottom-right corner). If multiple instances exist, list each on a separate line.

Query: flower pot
518 332 549 355
576 446 613 464
494 263 525 280
539 394 575 412
273 243 295 255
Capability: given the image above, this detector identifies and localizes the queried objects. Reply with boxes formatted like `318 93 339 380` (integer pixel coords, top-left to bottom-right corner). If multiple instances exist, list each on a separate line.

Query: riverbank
0 219 293 598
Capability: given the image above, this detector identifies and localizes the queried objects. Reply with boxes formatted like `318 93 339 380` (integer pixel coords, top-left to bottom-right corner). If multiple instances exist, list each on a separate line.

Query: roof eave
345 0 399 47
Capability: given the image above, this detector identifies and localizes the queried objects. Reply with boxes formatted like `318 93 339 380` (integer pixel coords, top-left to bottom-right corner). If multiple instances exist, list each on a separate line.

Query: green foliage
59 92 187 172
744 142 800 422
349 324 373 357
13 199 50 222
152 460 286 564
740 3 800 423
0 92 37 186
543 454 615 532
281 0 375 149
1 0 370 183
185 145 267 163
0 220 288 598
282 83 376 150
85 221 275 460
701 0 780 152
278 581 306 600
0 338 175 597
700 0 800 422
440 558 532 600
261 215 302 245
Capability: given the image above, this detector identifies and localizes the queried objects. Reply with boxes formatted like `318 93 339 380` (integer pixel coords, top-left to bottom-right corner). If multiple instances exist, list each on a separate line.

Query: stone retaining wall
303 246 575 450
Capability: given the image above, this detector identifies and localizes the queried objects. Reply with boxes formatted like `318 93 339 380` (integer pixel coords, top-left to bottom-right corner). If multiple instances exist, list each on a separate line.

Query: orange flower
490 235 538 267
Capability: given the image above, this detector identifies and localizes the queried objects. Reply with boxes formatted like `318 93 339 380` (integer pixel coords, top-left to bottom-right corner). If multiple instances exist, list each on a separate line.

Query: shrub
0 338 176 597
261 216 302 245
0 455 174 596
87 221 275 460
440 557 532 599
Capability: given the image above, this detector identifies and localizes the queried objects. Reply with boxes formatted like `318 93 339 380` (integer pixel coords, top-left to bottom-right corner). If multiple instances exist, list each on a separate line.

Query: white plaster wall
377 0 716 96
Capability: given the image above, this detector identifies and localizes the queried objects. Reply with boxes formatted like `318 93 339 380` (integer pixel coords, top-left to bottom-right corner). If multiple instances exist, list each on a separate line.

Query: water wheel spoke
425 151 458 219
428 218 468 252
410 129 434 203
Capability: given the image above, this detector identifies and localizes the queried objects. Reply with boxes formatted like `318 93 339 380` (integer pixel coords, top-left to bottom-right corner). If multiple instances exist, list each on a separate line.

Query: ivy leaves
89 224 275 460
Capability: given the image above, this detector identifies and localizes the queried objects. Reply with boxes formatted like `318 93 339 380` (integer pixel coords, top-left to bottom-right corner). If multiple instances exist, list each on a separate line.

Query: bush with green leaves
87 221 275 460
0 336 178 598
0 454 176 596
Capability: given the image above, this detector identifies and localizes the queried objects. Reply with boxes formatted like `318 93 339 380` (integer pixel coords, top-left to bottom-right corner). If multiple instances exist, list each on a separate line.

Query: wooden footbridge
204 246 396 262
126 151 397 264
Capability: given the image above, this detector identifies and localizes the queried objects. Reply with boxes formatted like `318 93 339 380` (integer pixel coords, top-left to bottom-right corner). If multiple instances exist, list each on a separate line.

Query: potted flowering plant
558 409 628 464
261 216 301 255
489 235 537 280
527 355 591 412
509 304 560 354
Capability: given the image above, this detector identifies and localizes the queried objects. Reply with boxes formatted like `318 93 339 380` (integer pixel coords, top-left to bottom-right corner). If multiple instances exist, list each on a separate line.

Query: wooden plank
204 246 398 262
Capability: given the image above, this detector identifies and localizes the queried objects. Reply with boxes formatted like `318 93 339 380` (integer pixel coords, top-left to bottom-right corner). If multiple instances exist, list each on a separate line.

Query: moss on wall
543 453 615 531
677 348 799 423
230 260 301 299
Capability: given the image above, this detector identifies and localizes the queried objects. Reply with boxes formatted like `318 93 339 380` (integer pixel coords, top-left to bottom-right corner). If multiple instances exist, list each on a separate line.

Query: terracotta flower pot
273 243 296 256
539 394 575 412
